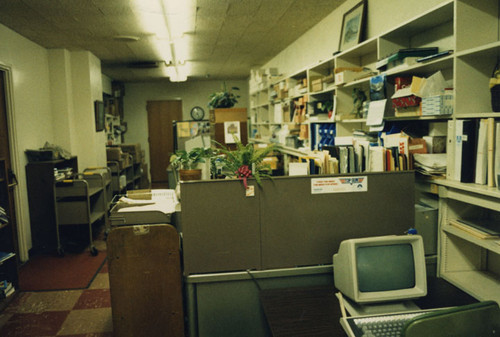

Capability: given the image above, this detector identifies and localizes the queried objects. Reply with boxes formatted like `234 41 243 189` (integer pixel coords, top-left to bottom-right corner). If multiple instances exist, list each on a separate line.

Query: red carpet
18 250 107 291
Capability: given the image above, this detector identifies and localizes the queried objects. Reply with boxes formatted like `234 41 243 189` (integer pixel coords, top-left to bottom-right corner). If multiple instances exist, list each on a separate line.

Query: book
454 119 477 183
369 146 385 172
496 122 500 187
487 118 495 187
475 118 488 185
449 219 500 239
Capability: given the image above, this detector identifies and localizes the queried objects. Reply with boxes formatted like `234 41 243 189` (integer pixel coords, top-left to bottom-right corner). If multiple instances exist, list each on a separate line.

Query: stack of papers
413 153 447 176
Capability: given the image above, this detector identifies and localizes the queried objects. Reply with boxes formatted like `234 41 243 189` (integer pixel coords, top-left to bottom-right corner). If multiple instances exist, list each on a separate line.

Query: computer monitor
333 235 427 304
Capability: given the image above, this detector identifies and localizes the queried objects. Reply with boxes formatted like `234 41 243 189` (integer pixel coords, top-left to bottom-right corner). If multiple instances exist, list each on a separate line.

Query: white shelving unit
437 182 500 305
249 0 500 303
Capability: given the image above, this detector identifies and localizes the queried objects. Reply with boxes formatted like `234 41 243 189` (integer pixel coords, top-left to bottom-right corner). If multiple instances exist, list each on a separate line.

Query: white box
421 94 453 116
335 70 372 85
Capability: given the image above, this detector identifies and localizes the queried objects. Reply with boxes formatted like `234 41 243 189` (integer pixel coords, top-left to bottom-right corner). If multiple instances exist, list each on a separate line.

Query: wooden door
147 100 182 188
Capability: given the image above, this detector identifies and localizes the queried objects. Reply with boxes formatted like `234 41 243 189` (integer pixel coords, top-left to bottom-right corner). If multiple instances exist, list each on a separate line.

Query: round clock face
190 106 205 121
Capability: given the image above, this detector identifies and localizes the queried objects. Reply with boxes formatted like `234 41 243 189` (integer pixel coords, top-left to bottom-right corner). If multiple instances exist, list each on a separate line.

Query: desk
259 278 478 337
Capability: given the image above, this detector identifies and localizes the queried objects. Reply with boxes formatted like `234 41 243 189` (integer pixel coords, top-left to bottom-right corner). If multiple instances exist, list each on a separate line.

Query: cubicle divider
180 171 415 275
180 171 415 337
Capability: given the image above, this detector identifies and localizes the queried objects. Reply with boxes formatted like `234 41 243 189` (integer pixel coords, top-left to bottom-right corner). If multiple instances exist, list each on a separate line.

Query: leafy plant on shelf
208 82 240 109
214 136 276 187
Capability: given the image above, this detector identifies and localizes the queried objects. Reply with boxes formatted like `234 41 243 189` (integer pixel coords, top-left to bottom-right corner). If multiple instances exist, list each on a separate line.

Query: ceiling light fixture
160 0 195 82
133 0 195 82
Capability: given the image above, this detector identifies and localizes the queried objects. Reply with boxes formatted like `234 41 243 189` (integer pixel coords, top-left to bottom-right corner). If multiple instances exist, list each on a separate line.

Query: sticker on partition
311 176 368 194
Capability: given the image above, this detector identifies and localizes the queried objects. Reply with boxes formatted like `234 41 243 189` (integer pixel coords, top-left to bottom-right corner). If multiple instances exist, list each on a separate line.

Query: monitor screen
333 235 426 304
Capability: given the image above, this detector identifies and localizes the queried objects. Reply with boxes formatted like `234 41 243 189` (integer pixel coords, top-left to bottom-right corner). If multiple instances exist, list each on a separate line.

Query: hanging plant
208 82 240 109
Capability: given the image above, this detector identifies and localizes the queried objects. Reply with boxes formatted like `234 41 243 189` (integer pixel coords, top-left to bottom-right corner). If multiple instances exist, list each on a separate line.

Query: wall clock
190 106 205 121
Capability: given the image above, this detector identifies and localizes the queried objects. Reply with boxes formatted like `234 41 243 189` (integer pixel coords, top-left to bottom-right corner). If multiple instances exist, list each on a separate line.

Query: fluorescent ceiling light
133 0 195 81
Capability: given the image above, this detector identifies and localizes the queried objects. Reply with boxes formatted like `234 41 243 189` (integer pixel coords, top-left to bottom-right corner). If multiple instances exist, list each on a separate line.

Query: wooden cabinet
0 158 18 310
26 157 78 254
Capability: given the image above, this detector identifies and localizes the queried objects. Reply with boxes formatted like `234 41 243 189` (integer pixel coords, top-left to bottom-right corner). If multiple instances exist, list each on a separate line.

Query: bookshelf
0 158 18 310
248 0 500 303
438 183 500 305
26 157 79 254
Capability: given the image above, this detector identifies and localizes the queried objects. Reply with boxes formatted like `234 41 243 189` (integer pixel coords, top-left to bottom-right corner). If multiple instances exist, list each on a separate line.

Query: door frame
1 64 28 261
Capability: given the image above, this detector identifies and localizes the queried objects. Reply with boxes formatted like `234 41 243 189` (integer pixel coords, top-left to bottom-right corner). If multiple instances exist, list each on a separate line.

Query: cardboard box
120 153 131 169
391 76 423 109
311 78 323 92
423 136 446 153
120 143 142 163
334 68 373 85
395 105 422 117
392 88 421 108
106 147 123 161
262 156 280 170
209 108 247 123
277 89 288 99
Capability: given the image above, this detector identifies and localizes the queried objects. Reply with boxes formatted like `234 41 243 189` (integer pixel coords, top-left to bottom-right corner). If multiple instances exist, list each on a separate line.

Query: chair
402 300 500 337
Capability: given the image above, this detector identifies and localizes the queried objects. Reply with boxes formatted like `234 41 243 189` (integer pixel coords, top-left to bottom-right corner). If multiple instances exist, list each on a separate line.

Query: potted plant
208 82 240 109
214 136 276 187
170 147 212 181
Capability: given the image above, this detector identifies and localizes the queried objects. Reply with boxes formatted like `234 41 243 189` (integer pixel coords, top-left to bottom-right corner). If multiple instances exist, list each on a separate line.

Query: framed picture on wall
338 0 366 52
94 100 105 132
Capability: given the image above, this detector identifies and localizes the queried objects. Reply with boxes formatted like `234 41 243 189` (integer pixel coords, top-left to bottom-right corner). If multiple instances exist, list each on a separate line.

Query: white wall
0 24 54 260
123 80 248 168
262 0 446 77
0 23 107 260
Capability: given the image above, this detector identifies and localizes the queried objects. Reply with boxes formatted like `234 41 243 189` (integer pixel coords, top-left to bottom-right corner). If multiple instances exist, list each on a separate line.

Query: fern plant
214 136 275 186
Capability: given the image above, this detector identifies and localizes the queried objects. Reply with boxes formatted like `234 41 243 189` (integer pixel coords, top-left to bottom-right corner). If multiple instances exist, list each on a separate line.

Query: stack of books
0 280 15 299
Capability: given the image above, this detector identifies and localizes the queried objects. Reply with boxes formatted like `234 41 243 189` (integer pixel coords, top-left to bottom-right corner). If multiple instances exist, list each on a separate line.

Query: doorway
0 69 20 259
147 100 183 188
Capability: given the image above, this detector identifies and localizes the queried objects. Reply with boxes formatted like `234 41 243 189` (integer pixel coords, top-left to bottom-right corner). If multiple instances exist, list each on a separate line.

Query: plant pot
179 169 202 181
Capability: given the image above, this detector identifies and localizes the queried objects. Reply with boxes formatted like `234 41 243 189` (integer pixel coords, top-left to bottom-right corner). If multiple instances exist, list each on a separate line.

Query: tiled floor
0 240 112 337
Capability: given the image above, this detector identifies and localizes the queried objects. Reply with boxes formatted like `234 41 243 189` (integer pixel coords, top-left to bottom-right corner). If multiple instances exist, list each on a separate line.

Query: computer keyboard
345 310 437 337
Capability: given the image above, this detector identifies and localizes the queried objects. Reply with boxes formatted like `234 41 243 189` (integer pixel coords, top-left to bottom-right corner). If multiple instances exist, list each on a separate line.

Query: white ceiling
0 0 347 82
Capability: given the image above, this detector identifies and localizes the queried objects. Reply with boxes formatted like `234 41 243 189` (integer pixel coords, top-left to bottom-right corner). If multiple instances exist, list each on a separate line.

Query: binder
487 118 495 187
475 119 488 185
338 146 349 173
348 146 356 173
455 119 477 183
496 122 500 187
369 146 385 171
